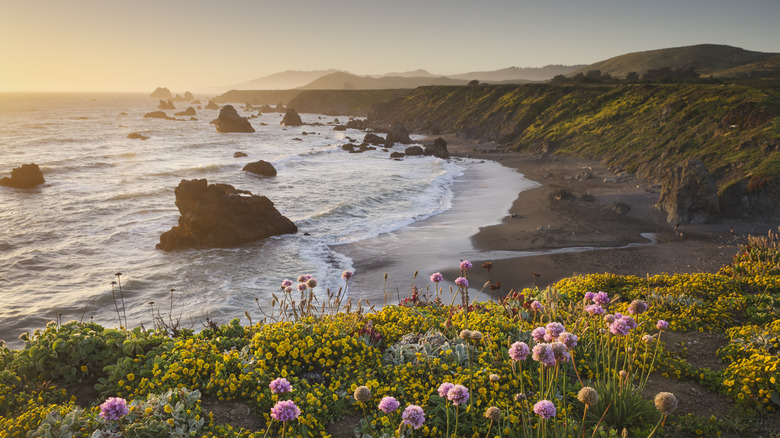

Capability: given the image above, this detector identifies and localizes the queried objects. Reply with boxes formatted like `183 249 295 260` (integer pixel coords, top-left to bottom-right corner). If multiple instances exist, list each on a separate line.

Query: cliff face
368 82 780 220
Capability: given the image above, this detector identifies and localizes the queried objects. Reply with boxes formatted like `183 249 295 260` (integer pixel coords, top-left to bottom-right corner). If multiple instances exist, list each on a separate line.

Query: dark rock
363 133 385 145
552 189 575 201
156 179 296 251
611 202 630 214
385 122 412 144
346 119 368 130
390 152 405 159
143 111 172 120
424 137 449 158
657 158 721 224
127 132 149 140
158 100 176 110
242 160 277 177
205 100 220 110
212 105 255 133
281 108 303 126
150 87 172 99
342 144 356 152
333 125 347 131
0 163 45 188
174 107 196 117
233 152 248 158
404 146 424 156
184 91 194 101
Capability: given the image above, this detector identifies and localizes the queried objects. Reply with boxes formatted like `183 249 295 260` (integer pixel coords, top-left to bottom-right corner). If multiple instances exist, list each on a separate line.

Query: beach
432 134 775 296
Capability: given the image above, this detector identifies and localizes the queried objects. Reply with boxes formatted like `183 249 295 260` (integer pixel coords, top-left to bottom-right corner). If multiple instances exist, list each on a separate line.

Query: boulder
233 152 248 158
385 122 413 144
390 152 405 159
242 160 277 177
656 158 722 224
158 100 176 110
205 100 220 110
127 132 149 140
150 87 173 99
404 146 424 156
156 179 296 251
174 107 196 116
346 119 368 130
143 111 172 120
333 125 347 131
0 163 45 188
363 133 386 145
211 105 255 133
281 108 303 126
424 137 450 158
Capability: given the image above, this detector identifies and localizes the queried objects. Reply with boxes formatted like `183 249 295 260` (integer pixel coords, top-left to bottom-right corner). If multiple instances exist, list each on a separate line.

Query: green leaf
771 391 780 406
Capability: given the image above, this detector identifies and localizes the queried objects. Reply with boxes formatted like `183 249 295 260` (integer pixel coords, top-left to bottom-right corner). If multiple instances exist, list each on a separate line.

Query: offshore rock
157 179 296 251
385 122 413 144
174 107 196 117
205 100 220 110
657 158 721 224
363 133 386 145
143 111 172 120
281 108 303 126
404 146 424 156
150 87 173 99
424 137 450 158
212 105 255 133
242 160 277 177
158 100 176 110
0 163 45 188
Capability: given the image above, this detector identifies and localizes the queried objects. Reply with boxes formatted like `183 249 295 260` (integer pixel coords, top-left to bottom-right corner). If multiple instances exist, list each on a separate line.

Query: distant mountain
230 69 342 90
297 72 469 90
374 69 436 78
570 44 779 78
448 65 584 83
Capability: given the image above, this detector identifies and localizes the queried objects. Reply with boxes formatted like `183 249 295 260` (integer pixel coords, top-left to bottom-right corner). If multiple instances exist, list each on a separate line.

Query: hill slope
570 44 778 78
298 72 469 90
231 69 342 90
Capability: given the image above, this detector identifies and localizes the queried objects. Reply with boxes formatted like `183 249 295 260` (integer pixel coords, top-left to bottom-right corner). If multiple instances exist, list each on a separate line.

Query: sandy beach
432 134 776 296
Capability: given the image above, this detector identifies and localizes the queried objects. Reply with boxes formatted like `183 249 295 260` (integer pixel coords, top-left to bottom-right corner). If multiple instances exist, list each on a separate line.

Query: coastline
434 134 774 295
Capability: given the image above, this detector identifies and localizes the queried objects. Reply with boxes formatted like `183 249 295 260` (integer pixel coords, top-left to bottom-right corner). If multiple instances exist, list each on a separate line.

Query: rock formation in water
127 132 149 140
156 179 296 251
656 158 722 224
281 108 303 126
211 105 255 133
0 163 45 188
144 111 173 120
158 100 176 110
150 87 173 99
385 122 413 145
242 160 277 176
404 146 424 156
424 137 450 158
174 107 196 117
205 100 220 110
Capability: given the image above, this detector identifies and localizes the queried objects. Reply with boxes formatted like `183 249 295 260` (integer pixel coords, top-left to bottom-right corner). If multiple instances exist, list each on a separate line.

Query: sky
1 0 778 93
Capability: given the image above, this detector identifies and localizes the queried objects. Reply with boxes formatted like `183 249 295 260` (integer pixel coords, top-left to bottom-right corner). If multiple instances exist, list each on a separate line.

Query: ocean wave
148 163 236 178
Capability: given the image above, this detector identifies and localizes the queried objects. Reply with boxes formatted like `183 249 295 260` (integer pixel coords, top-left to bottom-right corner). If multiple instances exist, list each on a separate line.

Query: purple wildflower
508 341 530 361
306 278 318 288
551 342 571 364
656 320 669 330
342 270 353 280
585 304 604 316
459 260 472 271
297 274 309 283
378 396 400 414
297 283 307 292
628 299 648 314
592 291 610 305
603 314 616 324
454 277 469 288
532 343 556 367
544 322 565 342
437 382 454 398
609 319 630 336
533 400 557 419
99 397 128 421
447 384 470 406
558 332 578 350
530 300 543 311
269 377 292 394
531 326 546 343
430 272 443 283
401 405 425 429
280 279 293 288
270 400 301 422
584 291 594 300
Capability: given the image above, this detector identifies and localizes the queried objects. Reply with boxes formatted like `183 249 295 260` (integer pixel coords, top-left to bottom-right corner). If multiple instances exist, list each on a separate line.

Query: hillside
449 65 584 83
286 89 413 116
298 72 469 90
212 89 302 105
570 44 778 78
368 82 780 219
229 69 341 90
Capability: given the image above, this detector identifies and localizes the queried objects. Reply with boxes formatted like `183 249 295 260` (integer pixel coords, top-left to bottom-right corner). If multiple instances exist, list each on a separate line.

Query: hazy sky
1 0 778 92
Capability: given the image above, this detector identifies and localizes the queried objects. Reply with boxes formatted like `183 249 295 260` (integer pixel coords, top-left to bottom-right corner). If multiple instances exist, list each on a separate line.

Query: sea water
0 92 534 345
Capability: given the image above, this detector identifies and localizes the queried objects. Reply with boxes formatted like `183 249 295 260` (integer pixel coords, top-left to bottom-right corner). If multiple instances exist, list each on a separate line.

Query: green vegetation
2 229 780 437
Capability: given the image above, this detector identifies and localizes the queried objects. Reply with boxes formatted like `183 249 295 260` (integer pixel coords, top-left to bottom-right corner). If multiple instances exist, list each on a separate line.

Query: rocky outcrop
211 105 255 133
156 179 296 251
656 158 721 224
158 100 176 110
404 146 424 156
424 137 449 158
281 108 303 126
233 152 248 158
385 122 413 144
205 100 220 110
174 107 196 116
242 160 277 177
127 132 149 140
363 133 386 145
0 163 45 188
184 91 194 101
150 87 173 99
143 111 173 120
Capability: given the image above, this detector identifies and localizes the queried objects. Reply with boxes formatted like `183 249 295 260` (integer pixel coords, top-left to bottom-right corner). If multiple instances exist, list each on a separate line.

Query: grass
1 230 780 437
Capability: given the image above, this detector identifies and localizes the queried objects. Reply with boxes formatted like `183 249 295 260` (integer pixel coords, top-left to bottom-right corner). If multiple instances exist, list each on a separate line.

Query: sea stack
211 105 255 133
156 179 296 251
0 163 45 188
281 108 303 126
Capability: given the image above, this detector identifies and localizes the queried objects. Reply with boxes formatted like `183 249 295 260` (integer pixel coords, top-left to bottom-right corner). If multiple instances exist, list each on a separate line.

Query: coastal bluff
156 179 297 251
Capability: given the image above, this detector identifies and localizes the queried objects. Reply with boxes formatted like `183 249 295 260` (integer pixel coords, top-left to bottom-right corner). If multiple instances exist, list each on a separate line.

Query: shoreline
428 134 775 295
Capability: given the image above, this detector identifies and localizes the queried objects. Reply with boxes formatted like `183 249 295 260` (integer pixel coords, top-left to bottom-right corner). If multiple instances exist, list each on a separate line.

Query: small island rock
0 163 45 188
233 152 248 158
150 87 173 99
423 137 450 158
144 111 172 120
281 108 303 126
205 100 220 110
156 179 296 251
242 160 277 177
404 146 424 156
158 100 176 110
174 107 196 117
211 105 255 133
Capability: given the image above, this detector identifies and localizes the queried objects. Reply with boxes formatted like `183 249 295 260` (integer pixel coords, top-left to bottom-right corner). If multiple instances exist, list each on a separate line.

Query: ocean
0 92 535 346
